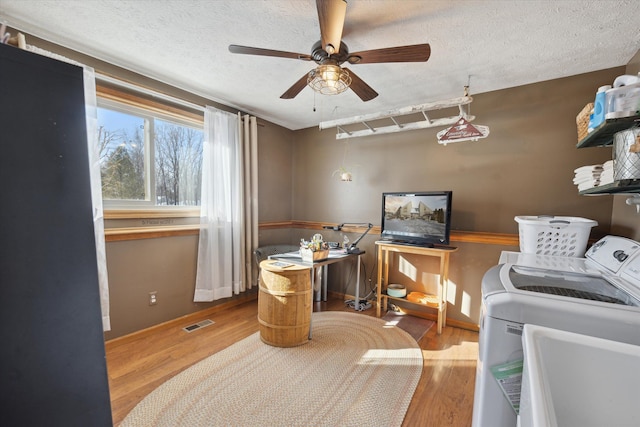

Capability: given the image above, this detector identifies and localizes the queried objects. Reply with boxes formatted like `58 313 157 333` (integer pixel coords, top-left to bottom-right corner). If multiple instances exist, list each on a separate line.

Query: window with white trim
97 98 204 208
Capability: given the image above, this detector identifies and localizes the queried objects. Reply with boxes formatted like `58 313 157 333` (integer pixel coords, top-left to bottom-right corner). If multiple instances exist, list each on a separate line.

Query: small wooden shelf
375 241 458 334
575 113 640 195
382 292 440 308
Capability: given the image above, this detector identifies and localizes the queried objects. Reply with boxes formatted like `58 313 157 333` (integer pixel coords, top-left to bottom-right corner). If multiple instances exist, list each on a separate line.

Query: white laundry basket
515 216 597 257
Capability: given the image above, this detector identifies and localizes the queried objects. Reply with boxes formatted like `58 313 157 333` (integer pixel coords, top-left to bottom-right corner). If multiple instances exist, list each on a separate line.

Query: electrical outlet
149 291 158 306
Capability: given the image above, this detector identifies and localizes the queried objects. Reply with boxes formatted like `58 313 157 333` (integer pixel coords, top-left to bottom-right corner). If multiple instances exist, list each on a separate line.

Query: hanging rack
437 84 490 145
318 94 475 140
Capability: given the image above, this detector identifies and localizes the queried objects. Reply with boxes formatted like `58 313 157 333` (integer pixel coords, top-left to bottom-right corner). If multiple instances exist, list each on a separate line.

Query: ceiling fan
228 0 431 102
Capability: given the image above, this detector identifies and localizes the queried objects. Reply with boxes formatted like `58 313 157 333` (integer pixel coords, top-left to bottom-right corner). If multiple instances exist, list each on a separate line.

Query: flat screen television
380 191 453 247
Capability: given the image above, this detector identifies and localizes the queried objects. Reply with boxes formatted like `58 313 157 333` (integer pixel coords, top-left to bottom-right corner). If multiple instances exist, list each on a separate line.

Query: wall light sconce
332 167 353 181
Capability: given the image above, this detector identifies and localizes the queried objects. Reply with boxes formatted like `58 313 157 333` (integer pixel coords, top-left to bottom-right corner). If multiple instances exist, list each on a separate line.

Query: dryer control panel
619 251 640 289
586 236 640 274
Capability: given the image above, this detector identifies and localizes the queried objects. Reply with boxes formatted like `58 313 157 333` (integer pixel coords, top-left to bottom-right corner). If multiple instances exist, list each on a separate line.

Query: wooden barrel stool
258 260 312 347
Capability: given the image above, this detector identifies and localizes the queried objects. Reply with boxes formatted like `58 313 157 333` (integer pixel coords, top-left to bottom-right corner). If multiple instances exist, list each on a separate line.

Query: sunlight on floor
422 339 479 383
424 358 477 384
422 339 479 361
359 348 423 366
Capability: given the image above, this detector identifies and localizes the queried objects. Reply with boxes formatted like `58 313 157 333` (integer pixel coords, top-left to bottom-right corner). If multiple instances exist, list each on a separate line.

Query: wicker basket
300 248 329 262
576 102 593 142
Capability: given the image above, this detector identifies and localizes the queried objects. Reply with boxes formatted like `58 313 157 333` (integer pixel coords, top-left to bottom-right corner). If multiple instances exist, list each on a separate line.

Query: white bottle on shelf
605 74 640 119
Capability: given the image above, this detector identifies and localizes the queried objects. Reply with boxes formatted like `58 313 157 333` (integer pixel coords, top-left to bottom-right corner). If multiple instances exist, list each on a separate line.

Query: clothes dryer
472 236 640 427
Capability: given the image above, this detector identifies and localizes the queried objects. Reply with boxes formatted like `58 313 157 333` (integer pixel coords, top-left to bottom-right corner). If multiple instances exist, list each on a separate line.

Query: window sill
105 224 201 242
104 208 201 220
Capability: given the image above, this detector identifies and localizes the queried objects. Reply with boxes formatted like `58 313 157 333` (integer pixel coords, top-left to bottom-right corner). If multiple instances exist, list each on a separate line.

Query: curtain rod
10 27 256 121
96 73 206 113
1 31 203 113
95 74 263 126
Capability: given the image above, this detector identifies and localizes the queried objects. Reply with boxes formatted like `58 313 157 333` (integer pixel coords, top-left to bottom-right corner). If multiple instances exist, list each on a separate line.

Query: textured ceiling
2 0 639 130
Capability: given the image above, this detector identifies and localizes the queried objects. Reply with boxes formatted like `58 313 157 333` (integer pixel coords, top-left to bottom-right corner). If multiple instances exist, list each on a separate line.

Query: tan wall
104 119 295 340
290 67 622 326
105 235 200 336
19 31 298 340
25 29 637 336
292 70 619 234
105 67 624 337
257 122 295 222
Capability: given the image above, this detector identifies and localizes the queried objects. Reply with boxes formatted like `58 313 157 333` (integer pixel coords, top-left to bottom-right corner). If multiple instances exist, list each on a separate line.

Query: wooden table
269 249 365 308
375 241 457 334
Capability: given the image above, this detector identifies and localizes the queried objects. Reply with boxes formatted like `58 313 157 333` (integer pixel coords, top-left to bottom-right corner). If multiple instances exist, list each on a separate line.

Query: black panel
0 43 112 426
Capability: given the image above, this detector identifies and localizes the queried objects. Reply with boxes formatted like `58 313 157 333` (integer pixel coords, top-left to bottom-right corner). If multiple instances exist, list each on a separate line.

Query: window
97 99 203 208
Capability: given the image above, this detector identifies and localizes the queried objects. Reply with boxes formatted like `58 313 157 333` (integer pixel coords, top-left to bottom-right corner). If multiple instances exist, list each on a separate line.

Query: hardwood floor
105 297 479 426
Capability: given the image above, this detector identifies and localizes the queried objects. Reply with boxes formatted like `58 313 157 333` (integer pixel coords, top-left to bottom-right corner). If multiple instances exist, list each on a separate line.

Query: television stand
375 240 458 334
381 239 456 250
389 240 432 248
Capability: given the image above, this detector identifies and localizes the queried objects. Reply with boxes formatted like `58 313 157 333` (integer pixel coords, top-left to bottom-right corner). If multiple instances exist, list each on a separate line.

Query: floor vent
182 319 215 333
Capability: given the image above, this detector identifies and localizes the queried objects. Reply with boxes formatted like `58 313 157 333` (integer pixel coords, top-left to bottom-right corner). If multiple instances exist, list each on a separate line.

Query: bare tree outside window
99 126 145 200
97 104 203 207
155 120 203 206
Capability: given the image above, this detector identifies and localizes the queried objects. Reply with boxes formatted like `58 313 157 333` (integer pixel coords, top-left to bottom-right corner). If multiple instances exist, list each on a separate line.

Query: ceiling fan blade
280 73 310 99
229 45 312 61
343 68 378 102
347 43 431 64
316 0 347 55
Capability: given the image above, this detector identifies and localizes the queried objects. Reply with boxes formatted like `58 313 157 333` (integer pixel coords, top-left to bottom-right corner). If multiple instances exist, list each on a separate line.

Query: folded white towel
600 178 614 186
574 177 599 185
574 171 602 179
573 172 602 183
574 164 603 174
578 181 598 191
600 170 614 185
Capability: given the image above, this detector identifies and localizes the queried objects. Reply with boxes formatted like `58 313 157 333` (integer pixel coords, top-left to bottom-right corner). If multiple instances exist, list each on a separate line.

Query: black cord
367 253 378 294
340 253 378 311
340 256 355 297
331 250 378 304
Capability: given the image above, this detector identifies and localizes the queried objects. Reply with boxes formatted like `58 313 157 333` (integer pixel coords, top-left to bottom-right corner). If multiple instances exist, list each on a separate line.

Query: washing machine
472 235 640 427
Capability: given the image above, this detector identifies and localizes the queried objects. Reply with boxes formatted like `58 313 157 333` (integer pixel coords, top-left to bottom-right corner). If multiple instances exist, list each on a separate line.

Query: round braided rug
120 311 423 427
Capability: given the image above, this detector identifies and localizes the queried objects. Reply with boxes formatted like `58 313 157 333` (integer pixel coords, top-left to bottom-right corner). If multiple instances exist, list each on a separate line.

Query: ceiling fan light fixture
307 64 351 95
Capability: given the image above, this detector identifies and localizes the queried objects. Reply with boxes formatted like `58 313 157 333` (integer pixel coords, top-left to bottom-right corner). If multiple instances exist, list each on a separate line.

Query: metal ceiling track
319 95 474 140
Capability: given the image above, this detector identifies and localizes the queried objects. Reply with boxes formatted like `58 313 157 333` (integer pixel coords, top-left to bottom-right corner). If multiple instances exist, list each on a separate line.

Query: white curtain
25 45 111 331
194 108 259 301
83 67 111 331
243 114 260 289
